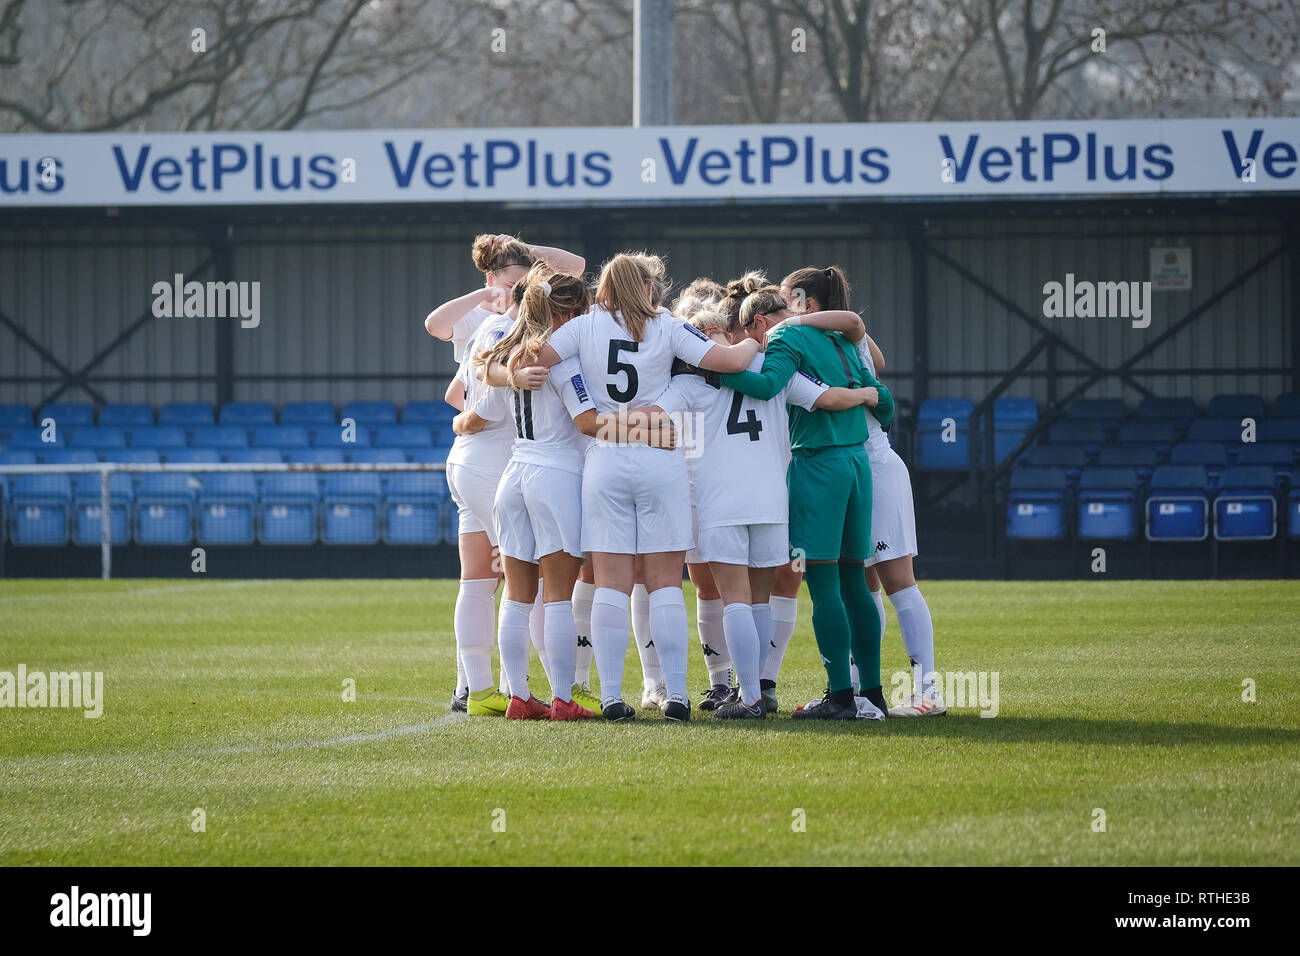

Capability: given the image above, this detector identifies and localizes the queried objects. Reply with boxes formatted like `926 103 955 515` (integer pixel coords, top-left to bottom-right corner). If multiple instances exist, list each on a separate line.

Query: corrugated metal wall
0 211 1291 415
925 216 1291 404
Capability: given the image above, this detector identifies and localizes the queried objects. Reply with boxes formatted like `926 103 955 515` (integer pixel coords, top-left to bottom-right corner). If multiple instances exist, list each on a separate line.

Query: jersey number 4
726 392 763 441
607 340 639 402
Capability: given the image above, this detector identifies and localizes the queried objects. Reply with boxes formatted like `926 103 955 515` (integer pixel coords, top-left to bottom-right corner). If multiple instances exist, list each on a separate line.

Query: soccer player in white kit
485 266 682 720
652 306 886 717
521 254 762 722
779 266 943 717
424 234 584 714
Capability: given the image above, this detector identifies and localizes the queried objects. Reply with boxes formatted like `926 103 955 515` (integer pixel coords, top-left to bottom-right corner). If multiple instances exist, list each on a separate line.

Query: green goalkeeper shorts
786 444 874 562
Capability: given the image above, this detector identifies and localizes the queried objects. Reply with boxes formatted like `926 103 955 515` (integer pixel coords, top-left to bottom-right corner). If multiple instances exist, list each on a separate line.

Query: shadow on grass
669 713 1300 748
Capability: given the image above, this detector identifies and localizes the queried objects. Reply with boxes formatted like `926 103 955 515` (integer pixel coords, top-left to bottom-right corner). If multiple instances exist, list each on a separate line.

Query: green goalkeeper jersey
720 325 895 452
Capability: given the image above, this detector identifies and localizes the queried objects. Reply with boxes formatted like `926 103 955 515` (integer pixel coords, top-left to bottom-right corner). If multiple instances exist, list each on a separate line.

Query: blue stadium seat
1145 465 1210 541
286 448 345 465
0 404 33 435
7 428 62 451
1005 467 1069 540
1116 420 1180 453
1136 397 1197 428
219 402 276 428
1258 419 1300 444
340 401 398 427
128 425 188 450
401 401 457 428
408 447 448 465
197 473 259 545
1208 393 1266 421
1096 445 1160 482
102 448 161 465
1047 420 1106 455
251 426 310 449
38 448 97 466
0 450 37 506
916 398 974 470
72 473 132 546
1289 487 1300 539
98 403 154 428
321 473 384 544
1168 442 1229 486
311 425 371 449
223 448 283 464
68 427 127 452
382 473 448 545
992 398 1038 465
1273 393 1300 418
259 474 320 545
165 448 222 464
10 474 72 545
39 402 94 429
1064 398 1126 426
1076 468 1141 540
158 401 215 429
190 425 248 449
279 401 336 428
1186 417 1245 446
348 447 407 465
1023 445 1089 481
1214 465 1278 541
373 425 434 449
133 474 199 545
1233 443 1294 480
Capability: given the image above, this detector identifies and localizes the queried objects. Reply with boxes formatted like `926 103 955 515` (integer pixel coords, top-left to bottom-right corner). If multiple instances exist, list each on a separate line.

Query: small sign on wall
1150 247 1192 291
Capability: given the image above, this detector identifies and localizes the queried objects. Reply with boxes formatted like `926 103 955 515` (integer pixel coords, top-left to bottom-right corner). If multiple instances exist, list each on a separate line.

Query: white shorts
696 522 789 568
495 460 584 562
581 444 694 554
864 447 918 567
446 461 503 545
685 497 704 565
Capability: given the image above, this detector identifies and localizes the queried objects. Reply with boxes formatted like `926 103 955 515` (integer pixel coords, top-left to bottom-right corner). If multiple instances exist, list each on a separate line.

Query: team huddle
423 233 943 722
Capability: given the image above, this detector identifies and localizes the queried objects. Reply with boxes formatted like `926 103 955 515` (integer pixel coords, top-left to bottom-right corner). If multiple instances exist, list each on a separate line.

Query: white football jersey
660 353 826 528
450 304 496 363
547 305 715 415
507 356 595 476
446 313 515 474
855 338 891 457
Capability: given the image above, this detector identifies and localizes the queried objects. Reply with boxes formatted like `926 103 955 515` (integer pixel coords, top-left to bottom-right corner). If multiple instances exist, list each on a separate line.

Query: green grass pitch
1 578 1297 866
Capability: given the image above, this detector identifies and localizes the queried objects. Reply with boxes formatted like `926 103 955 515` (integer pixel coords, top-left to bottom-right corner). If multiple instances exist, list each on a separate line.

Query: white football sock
890 584 937 699
454 577 498 693
631 583 662 687
455 653 467 697
527 582 555 694
722 603 761 705
871 587 887 647
571 580 596 687
762 594 799 683
591 588 630 706
543 601 576 703
649 586 689 702
696 597 731 686
751 601 774 678
497 598 533 700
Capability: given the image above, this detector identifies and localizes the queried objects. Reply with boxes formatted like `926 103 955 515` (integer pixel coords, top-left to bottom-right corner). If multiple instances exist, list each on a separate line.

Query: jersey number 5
726 392 763 441
607 340 639 402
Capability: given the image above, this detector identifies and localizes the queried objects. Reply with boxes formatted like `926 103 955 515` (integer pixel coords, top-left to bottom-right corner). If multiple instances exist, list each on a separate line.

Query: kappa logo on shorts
875 540 889 552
